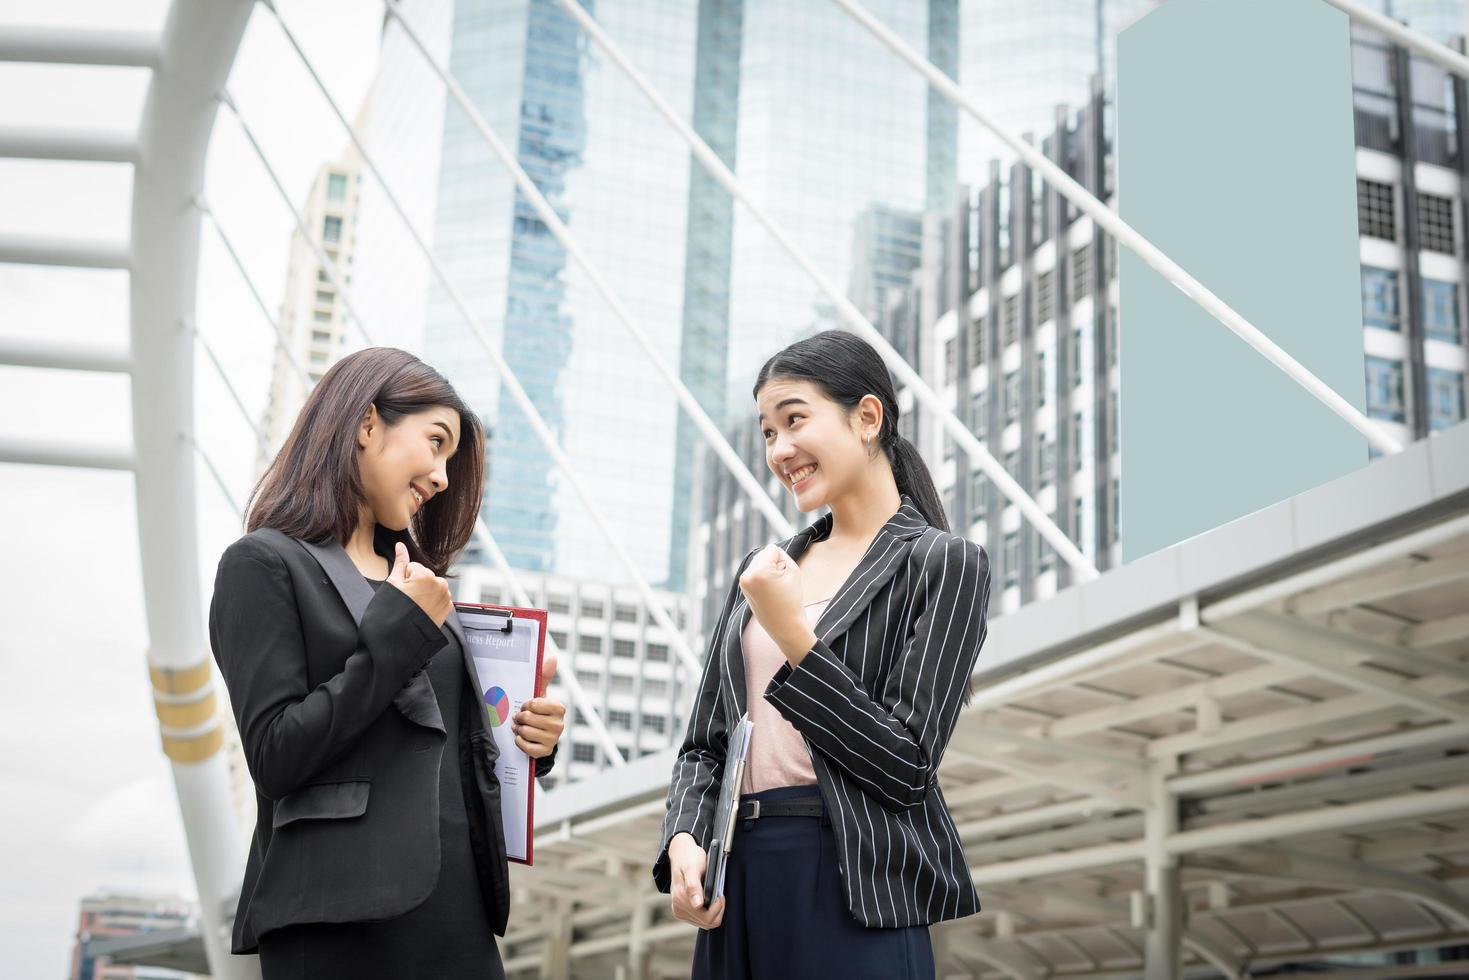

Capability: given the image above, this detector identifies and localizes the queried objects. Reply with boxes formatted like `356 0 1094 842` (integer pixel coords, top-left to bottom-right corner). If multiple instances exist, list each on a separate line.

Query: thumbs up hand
386 541 453 627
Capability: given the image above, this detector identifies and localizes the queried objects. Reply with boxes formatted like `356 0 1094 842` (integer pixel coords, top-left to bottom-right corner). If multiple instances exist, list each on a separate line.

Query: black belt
737 797 824 820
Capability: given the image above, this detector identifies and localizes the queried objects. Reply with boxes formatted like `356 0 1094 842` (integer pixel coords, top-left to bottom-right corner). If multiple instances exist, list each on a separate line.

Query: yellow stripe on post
161 724 225 764
155 690 218 730
150 660 213 696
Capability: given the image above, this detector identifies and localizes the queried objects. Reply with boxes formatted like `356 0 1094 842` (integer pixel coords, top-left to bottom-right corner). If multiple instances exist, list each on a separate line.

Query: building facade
694 12 1469 633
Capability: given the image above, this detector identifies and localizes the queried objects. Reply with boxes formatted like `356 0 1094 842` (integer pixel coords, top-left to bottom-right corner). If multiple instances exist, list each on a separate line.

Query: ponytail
884 432 949 532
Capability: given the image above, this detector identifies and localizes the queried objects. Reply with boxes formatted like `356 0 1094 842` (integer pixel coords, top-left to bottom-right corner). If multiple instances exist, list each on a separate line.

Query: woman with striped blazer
653 331 993 979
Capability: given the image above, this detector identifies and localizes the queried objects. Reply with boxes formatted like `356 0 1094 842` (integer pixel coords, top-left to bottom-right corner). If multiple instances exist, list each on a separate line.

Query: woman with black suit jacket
209 348 565 979
654 331 993 979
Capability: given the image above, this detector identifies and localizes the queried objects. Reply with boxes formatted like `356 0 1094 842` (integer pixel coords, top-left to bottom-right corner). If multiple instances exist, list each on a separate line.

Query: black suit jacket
209 523 553 953
654 498 992 927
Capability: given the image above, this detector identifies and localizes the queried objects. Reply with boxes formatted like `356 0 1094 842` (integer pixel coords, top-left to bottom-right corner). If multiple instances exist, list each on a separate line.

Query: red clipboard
455 602 547 866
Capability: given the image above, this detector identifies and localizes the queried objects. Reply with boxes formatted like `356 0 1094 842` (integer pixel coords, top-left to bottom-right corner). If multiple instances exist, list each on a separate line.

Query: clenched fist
738 544 807 647
386 541 453 627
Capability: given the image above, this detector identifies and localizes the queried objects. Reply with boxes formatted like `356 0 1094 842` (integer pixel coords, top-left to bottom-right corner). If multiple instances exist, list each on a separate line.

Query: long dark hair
754 330 948 531
247 348 485 576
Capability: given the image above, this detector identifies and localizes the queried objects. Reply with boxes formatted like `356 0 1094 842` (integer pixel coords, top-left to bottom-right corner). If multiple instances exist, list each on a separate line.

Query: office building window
577 635 602 654
608 710 632 730
326 172 348 202
1365 356 1406 422
1423 279 1461 343
478 587 501 605
612 639 636 658
1038 434 1054 488
575 669 599 688
1427 368 1465 430
322 215 343 244
1072 327 1085 387
1361 267 1400 331
642 714 667 734
609 674 634 693
971 389 987 438
614 603 638 623
548 594 571 614
1002 294 1020 347
1004 371 1020 424
1417 192 1457 254
944 337 957 385
1106 305 1119 368
969 316 987 368
1109 391 1120 454
1035 352 1048 407
1036 270 1055 324
646 643 669 663
970 470 987 521
550 630 568 650
1071 244 1091 300
644 678 668 697
581 600 605 619
572 744 597 764
1357 179 1396 240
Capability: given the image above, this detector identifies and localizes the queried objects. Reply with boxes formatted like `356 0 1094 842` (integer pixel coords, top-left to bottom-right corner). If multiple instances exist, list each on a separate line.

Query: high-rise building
694 8 1469 626
350 0 455 357
257 148 363 470
418 1 959 591
957 0 1160 178
68 893 197 980
423 0 699 587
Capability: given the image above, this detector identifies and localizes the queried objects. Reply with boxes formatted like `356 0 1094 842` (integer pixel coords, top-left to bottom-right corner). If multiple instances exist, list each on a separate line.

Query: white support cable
1323 0 1469 80
262 0 793 543
197 198 312 394
554 0 1097 580
829 0 1403 459
216 92 375 351
262 2 706 678
214 92 627 764
188 434 243 520
191 321 268 454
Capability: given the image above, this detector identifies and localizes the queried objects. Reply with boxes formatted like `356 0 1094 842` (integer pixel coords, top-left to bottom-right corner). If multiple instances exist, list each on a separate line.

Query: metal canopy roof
510 421 1469 979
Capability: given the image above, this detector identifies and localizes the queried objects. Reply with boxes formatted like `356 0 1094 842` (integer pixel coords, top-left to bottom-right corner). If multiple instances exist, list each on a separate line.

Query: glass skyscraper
424 0 956 588
424 0 697 584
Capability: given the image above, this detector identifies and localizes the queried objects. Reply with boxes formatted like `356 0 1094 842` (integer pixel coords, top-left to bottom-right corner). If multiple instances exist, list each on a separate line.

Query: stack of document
703 714 754 906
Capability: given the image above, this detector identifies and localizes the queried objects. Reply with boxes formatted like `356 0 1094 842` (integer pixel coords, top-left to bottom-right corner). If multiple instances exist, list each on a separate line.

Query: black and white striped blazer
653 497 992 928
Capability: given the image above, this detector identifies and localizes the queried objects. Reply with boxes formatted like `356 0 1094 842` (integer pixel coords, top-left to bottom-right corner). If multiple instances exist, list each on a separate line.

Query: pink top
741 598 831 794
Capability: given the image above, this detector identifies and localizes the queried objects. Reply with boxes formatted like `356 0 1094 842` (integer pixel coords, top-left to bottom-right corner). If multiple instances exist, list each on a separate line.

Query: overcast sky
0 1 385 973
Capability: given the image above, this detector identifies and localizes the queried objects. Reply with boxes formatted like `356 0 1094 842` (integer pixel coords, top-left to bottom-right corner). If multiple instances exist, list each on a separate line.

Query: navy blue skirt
693 786 935 980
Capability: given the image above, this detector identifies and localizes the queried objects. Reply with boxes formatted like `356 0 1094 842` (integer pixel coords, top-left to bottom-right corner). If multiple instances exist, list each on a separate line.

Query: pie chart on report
484 686 511 727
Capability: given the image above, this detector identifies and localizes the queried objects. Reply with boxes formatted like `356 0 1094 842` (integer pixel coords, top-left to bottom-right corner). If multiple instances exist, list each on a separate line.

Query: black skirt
258 588 504 980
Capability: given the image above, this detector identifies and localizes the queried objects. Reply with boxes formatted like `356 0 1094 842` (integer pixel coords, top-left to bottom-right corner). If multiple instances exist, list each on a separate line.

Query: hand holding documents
702 714 754 908
455 602 547 865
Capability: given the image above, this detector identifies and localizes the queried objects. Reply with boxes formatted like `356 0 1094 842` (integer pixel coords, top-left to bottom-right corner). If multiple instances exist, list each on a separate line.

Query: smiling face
356 404 462 531
757 377 883 513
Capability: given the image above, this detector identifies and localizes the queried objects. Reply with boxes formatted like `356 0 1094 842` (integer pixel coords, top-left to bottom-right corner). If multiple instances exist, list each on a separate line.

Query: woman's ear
857 394 884 443
357 404 380 451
